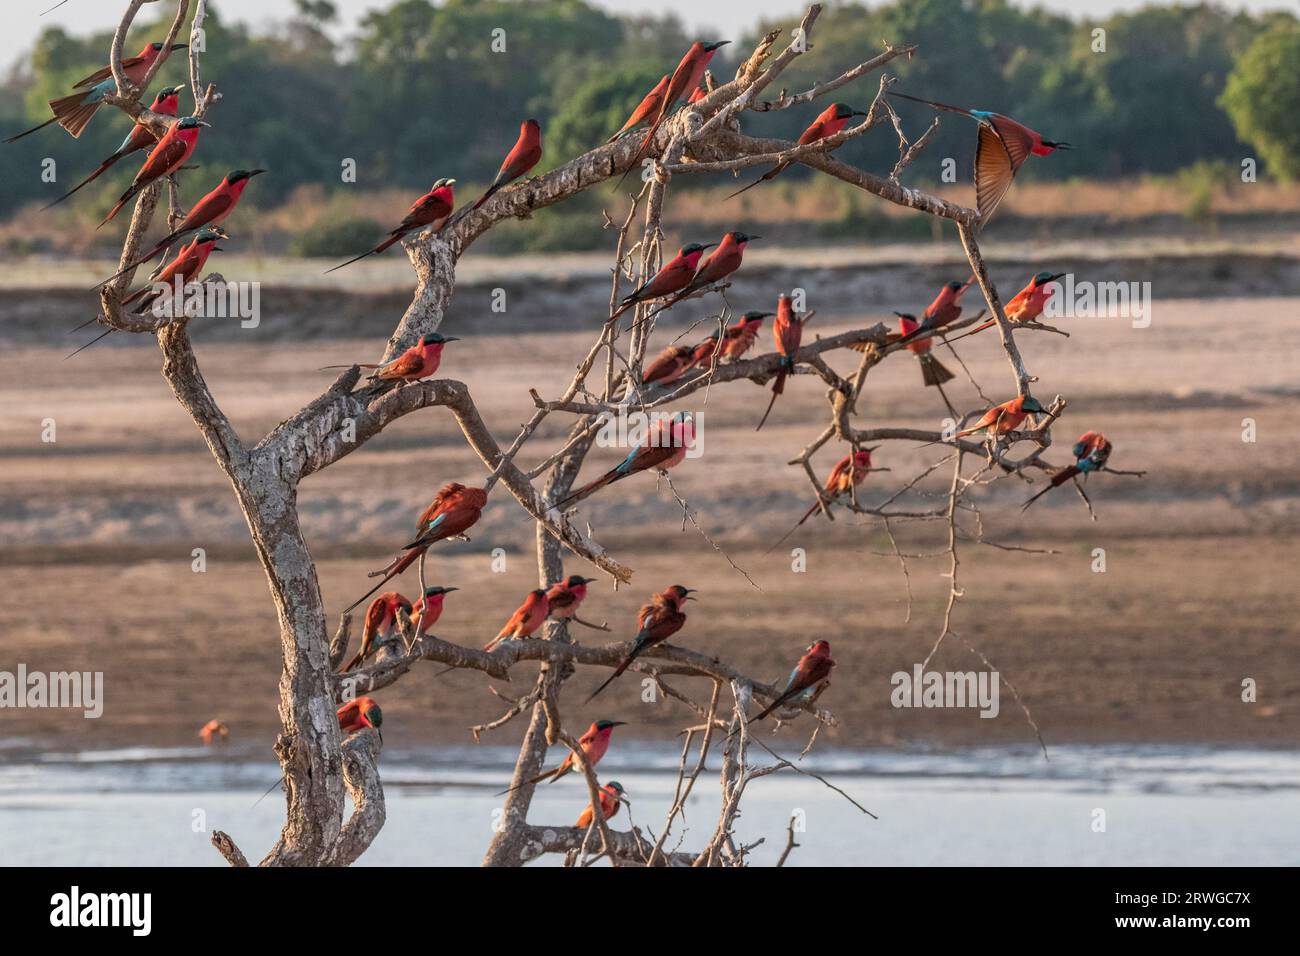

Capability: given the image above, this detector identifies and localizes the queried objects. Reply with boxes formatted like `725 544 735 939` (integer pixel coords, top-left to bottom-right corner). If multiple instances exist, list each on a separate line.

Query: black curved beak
248 168 268 177
169 44 189 52
609 721 629 728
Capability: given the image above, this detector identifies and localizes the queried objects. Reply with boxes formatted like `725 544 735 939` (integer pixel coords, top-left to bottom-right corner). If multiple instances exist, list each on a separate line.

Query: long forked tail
919 352 954 387
755 368 788 431
4 114 59 143
940 318 996 345
725 162 786 201
324 234 400 274
586 653 635 704
765 501 824 555
99 185 141 228
51 91 102 138
494 765 558 797
43 158 116 210
93 233 186 290
554 469 619 511
886 90 972 117
344 547 422 614
753 687 797 722
65 326 116 360
1021 465 1081 512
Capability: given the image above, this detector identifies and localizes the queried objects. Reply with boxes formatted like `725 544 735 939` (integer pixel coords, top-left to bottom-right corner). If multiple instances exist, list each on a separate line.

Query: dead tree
81 1 1083 866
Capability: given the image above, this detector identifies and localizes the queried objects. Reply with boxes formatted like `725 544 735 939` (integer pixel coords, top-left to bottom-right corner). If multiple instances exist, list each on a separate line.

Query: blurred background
1 1 1297 865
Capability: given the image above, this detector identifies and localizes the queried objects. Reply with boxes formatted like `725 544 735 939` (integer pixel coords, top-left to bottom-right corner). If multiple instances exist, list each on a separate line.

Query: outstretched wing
973 123 1021 225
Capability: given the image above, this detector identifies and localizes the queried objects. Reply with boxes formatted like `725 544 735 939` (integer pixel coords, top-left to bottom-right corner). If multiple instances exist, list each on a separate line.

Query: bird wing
973 123 1019 224
133 133 189 186
417 483 467 530
379 350 425 379
180 190 234 231
393 193 450 234
74 55 146 90
362 597 387 639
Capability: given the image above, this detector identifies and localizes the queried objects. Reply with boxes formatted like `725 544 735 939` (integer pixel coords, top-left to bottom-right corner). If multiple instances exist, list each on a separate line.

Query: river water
1 741 1296 866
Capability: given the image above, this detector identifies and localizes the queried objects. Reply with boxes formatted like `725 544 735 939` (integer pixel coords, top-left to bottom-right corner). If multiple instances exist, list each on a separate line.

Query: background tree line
0 0 1296 245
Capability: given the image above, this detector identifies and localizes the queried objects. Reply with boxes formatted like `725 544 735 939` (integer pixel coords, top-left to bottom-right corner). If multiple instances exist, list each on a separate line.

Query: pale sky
6 0 1295 71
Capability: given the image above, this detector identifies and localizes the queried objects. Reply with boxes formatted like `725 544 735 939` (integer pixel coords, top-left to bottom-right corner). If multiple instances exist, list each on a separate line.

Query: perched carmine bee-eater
770 448 877 552
575 781 628 828
472 119 541 210
641 344 695 387
689 334 720 369
753 640 836 721
727 103 869 199
896 312 956 416
947 394 1046 442
484 588 550 651
632 41 730 157
756 293 808 431
99 115 210 227
346 482 488 613
496 719 627 795
607 74 669 144
337 696 384 742
94 169 266 289
611 242 713 320
587 584 695 702
888 90 1070 224
326 178 456 273
720 310 772 360
68 226 226 358
321 331 459 383
896 278 975 345
546 574 596 621
43 86 182 210
555 411 696 509
664 231 758 308
5 40 186 142
411 584 458 636
950 271 1064 341
343 591 413 672
1022 430 1113 511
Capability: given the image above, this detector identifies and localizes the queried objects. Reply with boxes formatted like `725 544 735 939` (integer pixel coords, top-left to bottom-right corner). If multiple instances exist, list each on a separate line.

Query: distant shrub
288 217 386 257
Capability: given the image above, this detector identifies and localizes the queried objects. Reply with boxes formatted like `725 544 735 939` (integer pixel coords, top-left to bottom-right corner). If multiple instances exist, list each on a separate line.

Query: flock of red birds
18 35 1114 829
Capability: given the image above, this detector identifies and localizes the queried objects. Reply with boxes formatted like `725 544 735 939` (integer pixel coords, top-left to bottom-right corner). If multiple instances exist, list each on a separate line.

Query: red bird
473 119 542 210
688 84 707 104
753 640 836 721
587 584 695 702
411 585 458 636
337 696 384 741
950 271 1064 341
678 231 758 297
555 412 695 508
5 40 185 142
575 781 628 828
326 178 456 273
689 334 720 369
69 226 226 358
888 91 1071 223
607 74 669 143
95 169 266 289
896 312 956 412
99 115 210 227
484 588 550 651
770 449 877 552
546 574 597 621
1022 430 1113 512
497 719 627 795
322 331 458 382
630 41 730 159
897 278 976 345
346 482 487 613
343 591 413 672
641 345 695 387
43 86 182 210
727 102 868 199
950 394 1046 441
720 311 772 360
756 293 809 431
611 242 713 320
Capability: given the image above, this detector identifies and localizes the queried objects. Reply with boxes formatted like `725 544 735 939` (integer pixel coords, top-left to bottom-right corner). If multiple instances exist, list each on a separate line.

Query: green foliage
287 217 386 257
549 64 668 162
1220 21 1300 181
